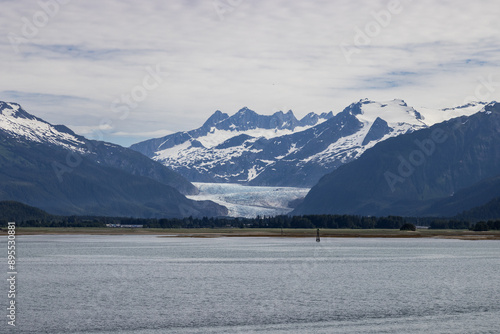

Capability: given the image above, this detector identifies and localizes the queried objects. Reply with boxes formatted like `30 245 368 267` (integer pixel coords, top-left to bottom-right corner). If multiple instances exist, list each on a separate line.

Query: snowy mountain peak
131 99 496 187
0 101 85 151
130 107 331 156
131 99 435 186
0 101 38 120
344 99 426 127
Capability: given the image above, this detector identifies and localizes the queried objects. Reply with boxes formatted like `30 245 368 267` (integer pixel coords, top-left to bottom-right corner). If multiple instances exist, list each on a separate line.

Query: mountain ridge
131 99 434 186
292 102 500 217
0 101 227 218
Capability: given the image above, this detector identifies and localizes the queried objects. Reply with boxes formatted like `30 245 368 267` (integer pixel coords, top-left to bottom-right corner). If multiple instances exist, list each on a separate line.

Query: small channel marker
316 229 320 242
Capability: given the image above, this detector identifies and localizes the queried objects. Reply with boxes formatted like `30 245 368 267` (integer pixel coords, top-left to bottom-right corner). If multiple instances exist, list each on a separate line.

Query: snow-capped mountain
0 101 86 152
293 102 500 217
0 100 200 195
132 99 438 187
131 107 333 157
0 101 227 217
417 102 488 125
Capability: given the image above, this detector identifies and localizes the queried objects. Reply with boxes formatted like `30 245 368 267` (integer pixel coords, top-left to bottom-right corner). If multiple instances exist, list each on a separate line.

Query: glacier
187 183 310 218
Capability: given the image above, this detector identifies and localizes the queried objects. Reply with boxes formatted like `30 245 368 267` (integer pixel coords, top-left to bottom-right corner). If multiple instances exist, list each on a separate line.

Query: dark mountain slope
456 195 500 221
0 133 226 218
293 103 500 217
0 200 54 222
0 101 226 217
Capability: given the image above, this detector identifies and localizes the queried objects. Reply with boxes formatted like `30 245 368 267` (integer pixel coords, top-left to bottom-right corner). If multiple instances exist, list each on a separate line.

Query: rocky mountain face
130 107 333 157
0 101 227 218
131 99 429 187
292 102 500 217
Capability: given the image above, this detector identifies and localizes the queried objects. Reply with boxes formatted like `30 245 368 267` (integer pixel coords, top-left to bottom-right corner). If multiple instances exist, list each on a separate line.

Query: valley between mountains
1 98 498 219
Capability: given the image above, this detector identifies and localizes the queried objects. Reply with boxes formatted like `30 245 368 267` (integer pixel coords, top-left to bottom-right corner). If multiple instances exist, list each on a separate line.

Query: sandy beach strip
1 228 500 240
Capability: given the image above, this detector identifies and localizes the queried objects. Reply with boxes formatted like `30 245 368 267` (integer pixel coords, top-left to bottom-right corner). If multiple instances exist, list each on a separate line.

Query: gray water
1 235 499 333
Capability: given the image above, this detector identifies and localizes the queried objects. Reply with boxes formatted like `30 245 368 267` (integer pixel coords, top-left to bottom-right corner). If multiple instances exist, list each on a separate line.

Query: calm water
1 235 500 333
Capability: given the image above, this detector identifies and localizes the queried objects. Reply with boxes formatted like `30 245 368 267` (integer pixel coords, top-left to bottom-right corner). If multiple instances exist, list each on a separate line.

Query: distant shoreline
2 228 500 240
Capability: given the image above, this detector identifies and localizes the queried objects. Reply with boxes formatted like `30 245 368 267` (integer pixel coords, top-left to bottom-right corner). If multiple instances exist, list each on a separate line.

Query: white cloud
1 0 499 146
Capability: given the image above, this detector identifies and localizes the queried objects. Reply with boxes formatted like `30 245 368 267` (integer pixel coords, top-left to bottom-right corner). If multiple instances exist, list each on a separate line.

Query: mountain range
131 99 486 187
0 101 227 218
292 102 500 217
1 98 497 219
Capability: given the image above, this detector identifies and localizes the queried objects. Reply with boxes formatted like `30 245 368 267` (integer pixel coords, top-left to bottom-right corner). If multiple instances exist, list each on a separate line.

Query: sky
1 0 500 146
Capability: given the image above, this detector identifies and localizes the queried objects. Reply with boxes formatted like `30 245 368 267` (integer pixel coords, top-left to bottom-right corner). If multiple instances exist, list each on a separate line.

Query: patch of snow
357 99 425 127
247 166 259 181
286 143 299 155
195 125 319 149
0 103 86 152
303 120 418 166
417 102 487 125
154 140 192 160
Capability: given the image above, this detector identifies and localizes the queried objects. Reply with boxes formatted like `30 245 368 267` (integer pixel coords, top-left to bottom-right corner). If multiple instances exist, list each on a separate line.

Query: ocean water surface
1 235 499 333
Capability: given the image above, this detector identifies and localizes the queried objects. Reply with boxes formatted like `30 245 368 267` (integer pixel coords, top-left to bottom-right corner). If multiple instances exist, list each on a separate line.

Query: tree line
1 200 499 230
1 214 498 231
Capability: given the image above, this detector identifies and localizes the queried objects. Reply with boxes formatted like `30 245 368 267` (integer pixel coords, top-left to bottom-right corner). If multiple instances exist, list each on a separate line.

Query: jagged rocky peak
231 107 260 121
224 107 258 124
213 107 300 131
320 111 334 119
269 110 299 129
299 112 320 126
202 110 229 127
131 98 495 188
297 111 334 126
342 99 366 116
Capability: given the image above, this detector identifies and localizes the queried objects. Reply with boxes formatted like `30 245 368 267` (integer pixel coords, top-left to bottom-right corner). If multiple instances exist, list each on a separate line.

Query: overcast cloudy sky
1 0 499 146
